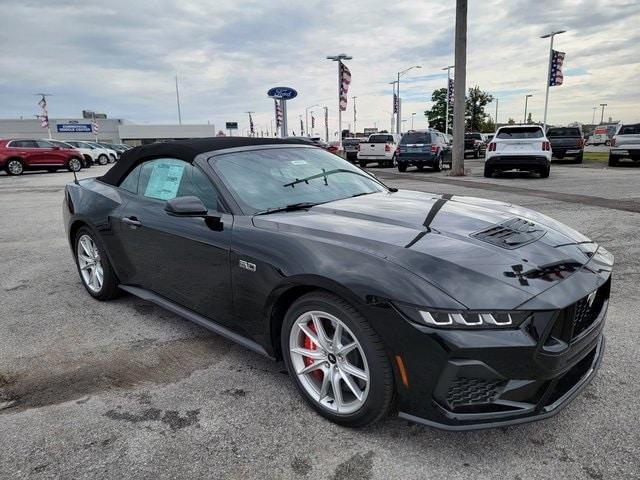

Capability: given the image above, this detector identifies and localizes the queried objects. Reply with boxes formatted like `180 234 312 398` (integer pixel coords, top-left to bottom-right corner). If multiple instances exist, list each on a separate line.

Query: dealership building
0 118 217 146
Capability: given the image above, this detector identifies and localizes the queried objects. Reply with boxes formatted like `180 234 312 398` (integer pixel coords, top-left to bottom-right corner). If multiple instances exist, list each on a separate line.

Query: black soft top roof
99 137 309 186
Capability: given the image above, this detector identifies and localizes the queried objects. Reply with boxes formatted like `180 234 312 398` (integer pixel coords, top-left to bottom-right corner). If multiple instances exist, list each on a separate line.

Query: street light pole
495 98 499 127
411 112 416 129
305 104 320 137
442 65 454 135
326 53 352 149
524 94 533 123
352 96 357 135
175 74 182 125
395 65 421 134
591 106 597 125
541 30 566 130
599 103 607 124
451 0 467 176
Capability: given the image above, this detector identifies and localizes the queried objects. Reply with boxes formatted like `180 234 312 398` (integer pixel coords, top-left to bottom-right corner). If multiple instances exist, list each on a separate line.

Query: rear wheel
484 165 493 178
6 159 24 175
358 159 367 168
433 155 443 172
67 157 82 172
82 155 92 168
397 163 407 172
98 154 108 166
539 165 550 178
74 227 119 300
282 292 393 427
575 152 583 164
608 154 619 167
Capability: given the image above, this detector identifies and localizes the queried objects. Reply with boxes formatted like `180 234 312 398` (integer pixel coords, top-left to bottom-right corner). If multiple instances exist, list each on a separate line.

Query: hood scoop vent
471 217 546 249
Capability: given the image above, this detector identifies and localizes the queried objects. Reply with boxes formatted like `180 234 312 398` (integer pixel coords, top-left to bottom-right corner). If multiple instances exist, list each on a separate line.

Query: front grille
571 286 607 339
472 217 546 249
446 377 505 409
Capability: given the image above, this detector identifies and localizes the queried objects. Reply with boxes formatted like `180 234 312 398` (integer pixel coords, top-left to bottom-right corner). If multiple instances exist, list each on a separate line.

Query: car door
11 140 39 164
114 157 235 325
35 140 65 165
438 133 452 163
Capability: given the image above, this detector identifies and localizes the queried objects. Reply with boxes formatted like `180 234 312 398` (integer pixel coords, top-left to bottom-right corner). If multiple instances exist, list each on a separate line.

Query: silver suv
609 123 640 166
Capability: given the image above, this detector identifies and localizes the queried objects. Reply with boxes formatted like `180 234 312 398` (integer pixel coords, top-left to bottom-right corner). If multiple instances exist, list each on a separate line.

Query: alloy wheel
77 234 104 293
7 160 23 175
289 310 370 414
69 158 81 172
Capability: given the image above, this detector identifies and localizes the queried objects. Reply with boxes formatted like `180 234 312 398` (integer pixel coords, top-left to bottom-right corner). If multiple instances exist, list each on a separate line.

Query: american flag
37 95 48 128
92 120 99 134
300 117 304 134
393 93 398 114
311 112 315 130
549 50 566 86
248 112 255 135
274 99 282 127
447 77 455 103
339 61 351 111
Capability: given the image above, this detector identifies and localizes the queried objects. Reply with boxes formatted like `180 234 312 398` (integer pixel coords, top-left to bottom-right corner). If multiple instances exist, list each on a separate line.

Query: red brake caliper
303 321 324 381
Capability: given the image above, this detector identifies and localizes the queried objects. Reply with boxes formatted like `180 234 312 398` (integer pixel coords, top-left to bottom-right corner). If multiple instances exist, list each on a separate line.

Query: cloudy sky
1 0 638 137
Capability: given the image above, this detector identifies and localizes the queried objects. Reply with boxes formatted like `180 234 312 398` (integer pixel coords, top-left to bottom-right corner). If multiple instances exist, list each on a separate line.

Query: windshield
368 134 393 143
401 132 432 144
496 127 544 139
547 127 581 137
213 147 386 214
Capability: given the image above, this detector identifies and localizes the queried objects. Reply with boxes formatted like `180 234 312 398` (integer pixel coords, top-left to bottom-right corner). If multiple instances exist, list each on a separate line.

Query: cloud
0 0 638 136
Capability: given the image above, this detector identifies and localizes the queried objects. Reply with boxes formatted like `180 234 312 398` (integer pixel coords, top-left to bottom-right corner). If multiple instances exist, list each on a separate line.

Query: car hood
253 190 604 309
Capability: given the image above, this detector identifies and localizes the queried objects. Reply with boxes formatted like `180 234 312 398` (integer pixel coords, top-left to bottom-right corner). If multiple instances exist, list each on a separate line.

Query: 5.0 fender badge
239 260 257 272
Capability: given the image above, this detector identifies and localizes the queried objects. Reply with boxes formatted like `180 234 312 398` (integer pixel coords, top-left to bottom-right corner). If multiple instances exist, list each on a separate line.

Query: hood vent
472 217 546 249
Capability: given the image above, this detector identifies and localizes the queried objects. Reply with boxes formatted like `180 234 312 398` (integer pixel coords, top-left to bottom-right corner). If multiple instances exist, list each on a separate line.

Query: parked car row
0 138 131 175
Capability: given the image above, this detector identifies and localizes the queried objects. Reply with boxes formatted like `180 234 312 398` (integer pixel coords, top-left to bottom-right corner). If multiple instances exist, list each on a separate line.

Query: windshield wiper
283 168 372 188
254 202 321 215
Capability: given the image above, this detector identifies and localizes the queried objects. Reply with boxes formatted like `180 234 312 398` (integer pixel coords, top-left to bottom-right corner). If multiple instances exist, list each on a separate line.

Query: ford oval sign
267 87 298 100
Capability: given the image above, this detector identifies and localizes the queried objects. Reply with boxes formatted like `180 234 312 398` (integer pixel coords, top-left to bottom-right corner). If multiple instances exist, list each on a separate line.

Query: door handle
122 216 142 227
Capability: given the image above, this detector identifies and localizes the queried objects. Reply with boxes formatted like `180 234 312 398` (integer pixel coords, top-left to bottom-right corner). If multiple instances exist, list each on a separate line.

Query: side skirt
119 285 273 359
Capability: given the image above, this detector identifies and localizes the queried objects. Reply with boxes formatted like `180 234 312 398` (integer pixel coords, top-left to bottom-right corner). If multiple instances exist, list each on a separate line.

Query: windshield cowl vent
471 218 546 249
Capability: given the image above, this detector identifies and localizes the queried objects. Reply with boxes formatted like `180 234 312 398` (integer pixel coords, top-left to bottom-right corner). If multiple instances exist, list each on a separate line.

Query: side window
135 158 219 210
119 165 141 194
36 140 53 148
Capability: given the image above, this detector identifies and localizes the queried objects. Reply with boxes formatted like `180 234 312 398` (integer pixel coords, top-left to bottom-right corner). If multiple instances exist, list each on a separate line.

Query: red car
0 139 84 175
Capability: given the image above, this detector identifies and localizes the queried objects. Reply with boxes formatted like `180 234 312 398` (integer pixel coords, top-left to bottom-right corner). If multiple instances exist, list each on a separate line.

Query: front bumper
486 155 550 170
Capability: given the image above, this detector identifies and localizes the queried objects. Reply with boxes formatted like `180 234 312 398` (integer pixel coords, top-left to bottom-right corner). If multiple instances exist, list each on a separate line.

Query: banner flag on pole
447 77 455 104
248 112 255 135
549 50 566 86
393 93 399 114
37 95 49 128
339 61 351 112
300 117 304 134
274 99 282 127
311 112 315 130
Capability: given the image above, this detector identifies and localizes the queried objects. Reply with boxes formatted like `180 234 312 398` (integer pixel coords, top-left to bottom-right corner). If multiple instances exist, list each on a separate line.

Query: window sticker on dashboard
291 160 308 165
144 163 185 200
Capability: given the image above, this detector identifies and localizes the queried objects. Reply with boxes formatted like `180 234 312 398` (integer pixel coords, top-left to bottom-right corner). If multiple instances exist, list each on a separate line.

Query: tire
74 227 119 300
473 149 479 159
6 158 24 176
604 140 611 146
98 154 108 166
82 155 92 168
397 163 407 172
67 157 82 172
484 165 494 178
608 154 619 167
416 164 424 171
575 152 583 164
539 165 550 178
358 160 367 168
281 292 394 427
433 155 443 172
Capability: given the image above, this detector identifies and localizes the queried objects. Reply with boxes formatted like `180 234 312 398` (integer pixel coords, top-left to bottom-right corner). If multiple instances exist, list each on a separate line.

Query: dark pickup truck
464 133 486 158
547 126 584 163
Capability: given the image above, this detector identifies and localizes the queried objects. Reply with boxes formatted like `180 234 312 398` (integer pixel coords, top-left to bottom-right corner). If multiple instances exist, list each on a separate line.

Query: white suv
485 125 552 178
357 133 401 168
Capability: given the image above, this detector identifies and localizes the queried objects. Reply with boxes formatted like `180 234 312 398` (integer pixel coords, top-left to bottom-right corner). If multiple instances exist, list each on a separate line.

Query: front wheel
539 165 550 178
98 154 108 166
574 153 583 164
282 292 393 427
6 159 24 175
397 163 407 172
433 155 443 172
484 165 494 178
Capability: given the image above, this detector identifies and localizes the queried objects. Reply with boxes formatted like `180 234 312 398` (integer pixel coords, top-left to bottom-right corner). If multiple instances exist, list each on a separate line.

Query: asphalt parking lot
1 161 639 479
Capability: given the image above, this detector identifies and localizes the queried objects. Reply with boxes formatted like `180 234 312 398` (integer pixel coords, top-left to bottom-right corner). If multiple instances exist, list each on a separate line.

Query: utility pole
541 30 566 130
175 74 182 125
326 53 353 149
352 96 357 135
442 65 454 135
591 106 597 125
599 103 607 124
451 0 467 176
524 94 533 123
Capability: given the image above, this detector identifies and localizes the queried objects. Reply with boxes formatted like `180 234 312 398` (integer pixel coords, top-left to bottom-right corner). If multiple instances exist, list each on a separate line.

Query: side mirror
164 196 223 230
52 146 60 150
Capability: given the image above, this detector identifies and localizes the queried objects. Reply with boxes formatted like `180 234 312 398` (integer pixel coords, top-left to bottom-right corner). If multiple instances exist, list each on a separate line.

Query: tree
507 117 516 125
423 88 452 133
481 117 496 133
527 112 533 124
465 86 493 132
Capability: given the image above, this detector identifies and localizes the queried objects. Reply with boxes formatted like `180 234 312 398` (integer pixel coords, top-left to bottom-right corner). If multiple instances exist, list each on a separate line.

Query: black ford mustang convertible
63 138 613 430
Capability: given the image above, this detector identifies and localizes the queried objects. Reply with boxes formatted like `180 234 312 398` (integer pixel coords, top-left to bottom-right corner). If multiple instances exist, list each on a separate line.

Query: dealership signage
57 123 92 133
267 87 298 100
225 122 238 130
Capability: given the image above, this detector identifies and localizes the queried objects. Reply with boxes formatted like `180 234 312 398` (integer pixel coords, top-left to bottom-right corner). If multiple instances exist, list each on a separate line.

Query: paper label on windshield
144 163 185 200
291 160 308 165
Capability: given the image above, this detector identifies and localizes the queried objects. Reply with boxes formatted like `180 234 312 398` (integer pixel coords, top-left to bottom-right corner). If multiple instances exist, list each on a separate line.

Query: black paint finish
63 144 614 430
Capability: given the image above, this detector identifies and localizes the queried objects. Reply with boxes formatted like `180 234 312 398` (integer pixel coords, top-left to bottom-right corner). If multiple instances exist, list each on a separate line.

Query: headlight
395 304 531 329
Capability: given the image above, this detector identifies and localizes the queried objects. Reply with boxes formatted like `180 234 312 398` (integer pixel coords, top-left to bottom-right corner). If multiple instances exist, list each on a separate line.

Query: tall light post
326 53 353 149
541 29 566 130
389 81 398 133
396 65 421 134
411 112 416 129
442 65 454 135
304 104 320 137
451 0 467 176
175 74 182 125
352 96 357 135
591 106 597 125
495 98 499 127
599 103 607 124
523 94 533 123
